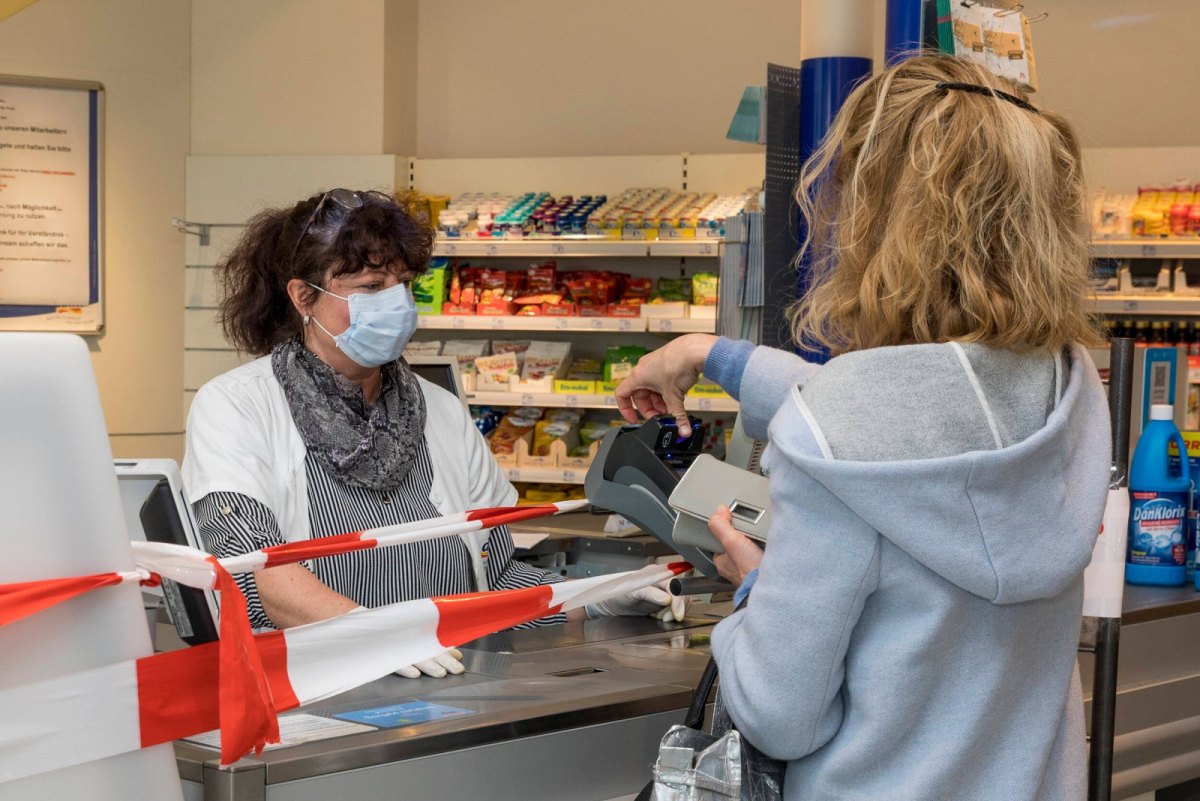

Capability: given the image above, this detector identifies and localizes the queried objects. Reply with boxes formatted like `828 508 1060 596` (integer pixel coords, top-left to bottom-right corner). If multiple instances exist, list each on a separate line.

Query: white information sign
0 75 103 332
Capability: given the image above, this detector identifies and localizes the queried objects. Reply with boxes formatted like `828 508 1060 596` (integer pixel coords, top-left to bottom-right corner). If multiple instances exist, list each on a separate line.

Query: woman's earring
303 314 312 325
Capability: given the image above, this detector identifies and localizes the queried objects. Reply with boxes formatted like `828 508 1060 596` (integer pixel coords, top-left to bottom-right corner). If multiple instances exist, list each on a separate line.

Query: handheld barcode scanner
585 415 719 579
585 415 771 593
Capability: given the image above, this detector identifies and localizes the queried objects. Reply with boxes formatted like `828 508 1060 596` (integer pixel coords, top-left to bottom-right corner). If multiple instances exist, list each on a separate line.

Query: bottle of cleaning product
1127 404 1191 586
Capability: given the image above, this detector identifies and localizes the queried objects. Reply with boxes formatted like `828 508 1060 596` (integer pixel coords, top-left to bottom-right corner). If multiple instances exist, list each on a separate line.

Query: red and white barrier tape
137 500 588 589
0 561 690 783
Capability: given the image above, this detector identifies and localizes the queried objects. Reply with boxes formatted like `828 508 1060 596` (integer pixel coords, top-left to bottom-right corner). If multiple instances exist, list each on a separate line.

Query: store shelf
501 466 588 485
1089 293 1200 315
648 239 721 257
432 237 720 258
1091 240 1200 259
417 314 644 332
416 314 717 333
645 318 717 333
467 389 738 413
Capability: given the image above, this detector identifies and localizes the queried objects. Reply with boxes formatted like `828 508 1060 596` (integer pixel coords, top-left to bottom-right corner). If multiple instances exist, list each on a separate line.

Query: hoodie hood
773 343 1111 604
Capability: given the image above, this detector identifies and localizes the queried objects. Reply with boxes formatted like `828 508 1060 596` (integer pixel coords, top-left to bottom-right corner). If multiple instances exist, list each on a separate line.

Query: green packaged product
692 272 719 306
604 345 649 382
412 259 449 314
653 277 693 303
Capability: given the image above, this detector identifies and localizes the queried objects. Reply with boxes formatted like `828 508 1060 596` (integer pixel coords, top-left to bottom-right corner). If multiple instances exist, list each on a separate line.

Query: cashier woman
182 189 684 678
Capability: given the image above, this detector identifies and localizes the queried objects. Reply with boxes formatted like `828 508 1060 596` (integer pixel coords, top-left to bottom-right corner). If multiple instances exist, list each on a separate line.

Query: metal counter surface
175 613 720 799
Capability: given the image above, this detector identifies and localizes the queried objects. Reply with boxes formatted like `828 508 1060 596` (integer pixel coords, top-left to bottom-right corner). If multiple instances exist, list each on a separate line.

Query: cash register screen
407 357 467 403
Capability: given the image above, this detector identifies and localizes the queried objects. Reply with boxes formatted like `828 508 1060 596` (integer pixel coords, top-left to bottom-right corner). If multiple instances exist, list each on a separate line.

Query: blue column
885 0 925 64
793 0 874 362
795 57 871 362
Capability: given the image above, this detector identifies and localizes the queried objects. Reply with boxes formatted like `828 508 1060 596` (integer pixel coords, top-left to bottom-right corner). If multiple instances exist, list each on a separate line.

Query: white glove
394 648 466 679
345 607 468 679
585 579 690 622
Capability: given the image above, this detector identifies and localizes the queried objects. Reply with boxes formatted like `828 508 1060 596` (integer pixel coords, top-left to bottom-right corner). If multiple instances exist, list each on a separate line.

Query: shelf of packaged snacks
645 318 717 333
1090 240 1200 259
500 466 588 485
431 237 720 259
1089 294 1200 316
467 390 738 413
417 314 646 332
416 314 718 334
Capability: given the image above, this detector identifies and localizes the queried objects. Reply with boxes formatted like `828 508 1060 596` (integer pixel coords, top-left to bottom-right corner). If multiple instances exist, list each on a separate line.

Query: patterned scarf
271 338 427 492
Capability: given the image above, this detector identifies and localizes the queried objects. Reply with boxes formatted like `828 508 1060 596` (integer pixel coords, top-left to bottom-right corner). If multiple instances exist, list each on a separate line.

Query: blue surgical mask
307 281 417 368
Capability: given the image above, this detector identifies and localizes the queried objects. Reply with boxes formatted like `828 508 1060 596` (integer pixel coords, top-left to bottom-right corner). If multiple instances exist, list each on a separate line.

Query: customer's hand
394 648 465 679
614 334 718 437
586 579 691 622
709 505 764 586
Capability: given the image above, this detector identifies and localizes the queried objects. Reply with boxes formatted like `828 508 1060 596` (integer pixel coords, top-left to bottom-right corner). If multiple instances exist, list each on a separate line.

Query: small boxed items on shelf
474 406 622 472
421 260 718 320
1092 181 1200 239
431 186 757 241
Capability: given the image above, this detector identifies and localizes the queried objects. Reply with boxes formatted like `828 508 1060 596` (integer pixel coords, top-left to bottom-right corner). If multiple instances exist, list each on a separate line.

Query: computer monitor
115 459 219 646
407 355 468 405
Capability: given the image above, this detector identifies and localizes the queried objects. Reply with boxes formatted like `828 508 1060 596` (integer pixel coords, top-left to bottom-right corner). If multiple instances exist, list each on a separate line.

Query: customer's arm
710 397 880 762
615 334 820 440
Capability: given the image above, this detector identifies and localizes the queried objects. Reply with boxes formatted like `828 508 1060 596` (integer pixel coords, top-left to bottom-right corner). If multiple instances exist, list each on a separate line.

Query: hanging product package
981 7 1038 91
950 3 987 67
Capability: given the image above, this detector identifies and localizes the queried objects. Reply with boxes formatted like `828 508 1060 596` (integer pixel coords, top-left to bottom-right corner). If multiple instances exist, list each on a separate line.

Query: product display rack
416 315 717 334
1089 294 1200 317
423 234 736 488
1091 240 1200 259
432 238 720 259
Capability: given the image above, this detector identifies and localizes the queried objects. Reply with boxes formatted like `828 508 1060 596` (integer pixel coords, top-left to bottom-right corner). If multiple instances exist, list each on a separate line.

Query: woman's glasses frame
288 188 395 274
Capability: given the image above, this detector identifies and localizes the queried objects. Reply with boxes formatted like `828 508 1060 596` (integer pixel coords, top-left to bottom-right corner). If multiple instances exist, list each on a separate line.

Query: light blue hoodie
703 338 1111 801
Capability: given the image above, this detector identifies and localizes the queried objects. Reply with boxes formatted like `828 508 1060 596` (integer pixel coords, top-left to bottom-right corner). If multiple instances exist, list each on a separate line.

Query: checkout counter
158 515 1200 801
168 600 721 801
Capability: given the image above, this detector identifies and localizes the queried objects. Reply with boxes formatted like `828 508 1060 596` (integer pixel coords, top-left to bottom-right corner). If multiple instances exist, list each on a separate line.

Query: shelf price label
443 243 457 256
490 317 505 330
1121 300 1140 312
603 395 618 406
588 319 603 329
520 393 535 405
699 242 714 255
555 318 570 330
551 243 565 255
484 243 498 256
618 319 632 331
565 395 579 408
562 470 576 482
506 469 521 481
697 398 713 411
658 320 673 332
452 317 465 329
1141 244 1157 257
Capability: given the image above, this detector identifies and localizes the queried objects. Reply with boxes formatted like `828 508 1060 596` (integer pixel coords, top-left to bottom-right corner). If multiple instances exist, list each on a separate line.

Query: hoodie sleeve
704 338 821 441
710 391 881 761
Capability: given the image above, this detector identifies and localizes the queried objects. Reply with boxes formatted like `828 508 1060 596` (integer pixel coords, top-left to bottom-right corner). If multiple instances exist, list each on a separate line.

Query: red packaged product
528 262 558 294
542 302 577 316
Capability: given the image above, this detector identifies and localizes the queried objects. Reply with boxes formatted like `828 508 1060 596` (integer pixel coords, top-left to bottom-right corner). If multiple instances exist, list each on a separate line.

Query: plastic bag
638 655 785 801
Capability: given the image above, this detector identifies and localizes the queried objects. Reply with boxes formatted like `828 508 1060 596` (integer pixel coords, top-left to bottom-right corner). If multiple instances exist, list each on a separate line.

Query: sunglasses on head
289 188 398 273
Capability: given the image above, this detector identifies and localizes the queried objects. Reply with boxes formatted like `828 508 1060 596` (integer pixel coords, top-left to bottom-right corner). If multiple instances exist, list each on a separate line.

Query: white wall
414 0 805 159
1032 0 1200 151
191 0 388 156
0 0 191 461
411 0 1200 160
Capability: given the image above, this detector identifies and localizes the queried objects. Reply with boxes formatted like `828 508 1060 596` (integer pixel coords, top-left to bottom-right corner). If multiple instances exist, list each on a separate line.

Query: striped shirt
195 435 564 630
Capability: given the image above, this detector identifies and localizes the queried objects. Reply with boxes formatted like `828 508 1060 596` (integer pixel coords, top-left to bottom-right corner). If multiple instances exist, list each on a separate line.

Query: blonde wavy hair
790 54 1100 354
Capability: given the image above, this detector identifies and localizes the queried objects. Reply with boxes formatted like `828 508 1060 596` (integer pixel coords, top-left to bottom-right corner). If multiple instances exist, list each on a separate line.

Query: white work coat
182 356 514 591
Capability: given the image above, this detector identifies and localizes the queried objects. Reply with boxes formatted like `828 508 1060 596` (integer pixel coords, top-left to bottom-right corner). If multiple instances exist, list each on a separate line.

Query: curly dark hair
218 189 434 355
